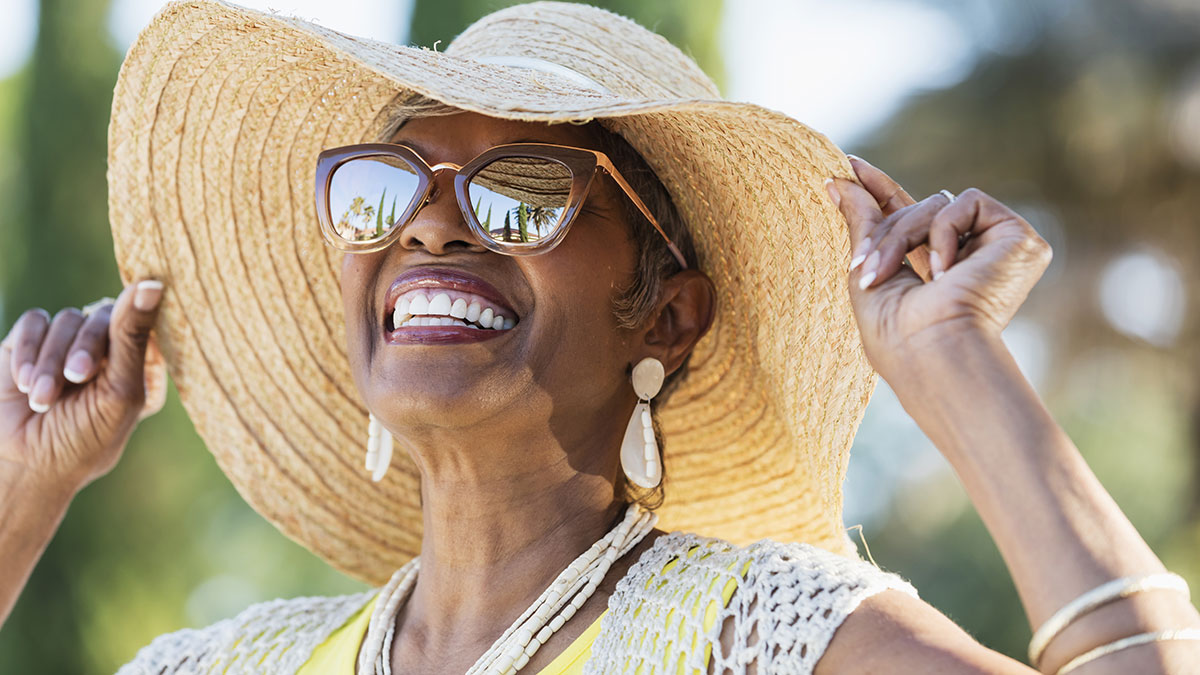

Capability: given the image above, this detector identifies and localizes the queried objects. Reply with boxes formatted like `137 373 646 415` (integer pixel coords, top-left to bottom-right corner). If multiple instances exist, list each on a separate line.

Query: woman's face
340 111 648 454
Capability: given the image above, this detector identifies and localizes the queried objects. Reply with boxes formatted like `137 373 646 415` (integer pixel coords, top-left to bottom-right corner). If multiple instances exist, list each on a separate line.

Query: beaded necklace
357 503 657 675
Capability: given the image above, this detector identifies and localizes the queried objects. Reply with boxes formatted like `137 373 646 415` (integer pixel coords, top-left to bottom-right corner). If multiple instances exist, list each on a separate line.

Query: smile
382 268 519 345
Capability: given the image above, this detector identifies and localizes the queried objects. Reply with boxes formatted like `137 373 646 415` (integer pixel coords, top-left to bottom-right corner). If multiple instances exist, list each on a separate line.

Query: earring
621 357 665 489
366 412 393 483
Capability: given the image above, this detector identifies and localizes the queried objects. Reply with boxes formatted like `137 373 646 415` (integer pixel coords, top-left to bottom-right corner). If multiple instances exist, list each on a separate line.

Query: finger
847 155 917 215
827 178 886 265
928 188 1026 277
104 279 164 404
28 309 86 413
865 192 954 287
63 303 114 384
8 309 51 394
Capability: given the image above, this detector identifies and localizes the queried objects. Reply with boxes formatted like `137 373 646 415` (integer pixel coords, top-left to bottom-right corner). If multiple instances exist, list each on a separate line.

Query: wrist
878 322 1009 404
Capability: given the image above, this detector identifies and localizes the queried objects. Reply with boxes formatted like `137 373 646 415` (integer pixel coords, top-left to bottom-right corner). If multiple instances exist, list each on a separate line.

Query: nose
398 165 487 256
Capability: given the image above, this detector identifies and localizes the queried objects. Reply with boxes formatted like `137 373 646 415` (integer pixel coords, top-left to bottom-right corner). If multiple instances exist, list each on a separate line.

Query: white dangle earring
621 357 666 489
366 412 393 483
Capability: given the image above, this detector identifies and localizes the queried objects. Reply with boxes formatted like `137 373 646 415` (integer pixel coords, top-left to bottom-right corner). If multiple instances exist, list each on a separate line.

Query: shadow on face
339 111 646 473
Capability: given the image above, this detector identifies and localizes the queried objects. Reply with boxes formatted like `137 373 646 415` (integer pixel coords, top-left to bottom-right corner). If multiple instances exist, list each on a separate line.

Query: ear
641 269 716 376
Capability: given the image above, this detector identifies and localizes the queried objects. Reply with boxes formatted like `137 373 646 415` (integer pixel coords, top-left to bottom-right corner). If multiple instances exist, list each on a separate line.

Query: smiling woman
1 1 1198 674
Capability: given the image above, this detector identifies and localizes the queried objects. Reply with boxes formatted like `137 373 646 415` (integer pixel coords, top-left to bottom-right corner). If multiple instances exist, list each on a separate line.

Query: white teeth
479 307 494 327
409 294 430 315
466 302 481 323
429 293 452 315
440 317 455 326
395 298 411 316
449 298 468 319
490 314 505 330
502 317 514 330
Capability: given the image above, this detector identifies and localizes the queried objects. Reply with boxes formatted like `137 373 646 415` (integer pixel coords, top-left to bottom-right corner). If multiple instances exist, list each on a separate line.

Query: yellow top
299 546 744 674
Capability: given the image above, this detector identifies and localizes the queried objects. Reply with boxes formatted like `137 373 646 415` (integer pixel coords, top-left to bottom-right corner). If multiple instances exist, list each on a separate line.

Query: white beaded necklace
356 503 657 675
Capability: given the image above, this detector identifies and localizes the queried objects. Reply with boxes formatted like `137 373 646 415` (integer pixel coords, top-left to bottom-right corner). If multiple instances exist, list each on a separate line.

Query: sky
0 0 998 148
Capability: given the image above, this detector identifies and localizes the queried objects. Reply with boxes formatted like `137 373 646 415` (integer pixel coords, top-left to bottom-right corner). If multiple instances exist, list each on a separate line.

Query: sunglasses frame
315 142 687 269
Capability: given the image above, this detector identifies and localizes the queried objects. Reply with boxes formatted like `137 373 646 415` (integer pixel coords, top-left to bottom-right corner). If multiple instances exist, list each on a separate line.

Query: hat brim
109 0 874 584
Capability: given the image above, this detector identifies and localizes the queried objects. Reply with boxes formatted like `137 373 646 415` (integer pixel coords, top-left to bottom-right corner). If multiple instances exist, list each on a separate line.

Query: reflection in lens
329 156 421 242
467 157 571 244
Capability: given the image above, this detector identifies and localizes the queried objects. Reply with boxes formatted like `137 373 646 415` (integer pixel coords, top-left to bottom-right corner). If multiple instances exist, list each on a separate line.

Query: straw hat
107 0 874 585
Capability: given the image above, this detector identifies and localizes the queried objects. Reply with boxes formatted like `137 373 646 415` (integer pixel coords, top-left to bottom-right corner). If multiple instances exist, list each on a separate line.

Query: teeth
479 307 494 327
466 302 481 323
396 298 411 316
429 293 452 315
409 294 430 315
449 298 468 319
490 314 504 330
502 317 514 330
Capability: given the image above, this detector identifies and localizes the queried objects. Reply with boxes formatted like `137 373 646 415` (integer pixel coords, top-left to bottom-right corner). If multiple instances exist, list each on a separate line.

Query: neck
399 420 630 650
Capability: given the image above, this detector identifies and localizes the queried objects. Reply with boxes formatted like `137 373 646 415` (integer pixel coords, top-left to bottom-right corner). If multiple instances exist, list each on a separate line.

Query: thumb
104 279 165 401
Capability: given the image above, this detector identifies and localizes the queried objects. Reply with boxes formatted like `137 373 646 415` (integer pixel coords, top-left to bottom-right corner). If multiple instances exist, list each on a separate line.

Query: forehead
388 110 601 160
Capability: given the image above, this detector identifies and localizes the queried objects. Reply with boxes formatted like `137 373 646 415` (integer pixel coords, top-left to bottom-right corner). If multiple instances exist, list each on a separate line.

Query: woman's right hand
0 279 167 493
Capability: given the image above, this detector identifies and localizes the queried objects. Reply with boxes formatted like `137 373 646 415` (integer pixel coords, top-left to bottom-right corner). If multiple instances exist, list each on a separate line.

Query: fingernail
849 237 872 271
929 250 944 279
29 374 54 413
134 280 164 311
858 270 877 290
933 270 944 281
64 350 93 383
17 363 33 393
824 178 840 207
847 154 864 163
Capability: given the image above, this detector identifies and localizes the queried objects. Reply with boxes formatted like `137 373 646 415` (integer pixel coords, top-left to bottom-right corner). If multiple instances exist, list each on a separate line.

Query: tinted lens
467 156 572 244
328 155 421 242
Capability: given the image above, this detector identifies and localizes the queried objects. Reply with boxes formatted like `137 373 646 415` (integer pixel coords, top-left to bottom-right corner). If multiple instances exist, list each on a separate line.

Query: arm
0 280 166 627
0 466 78 623
824 160 1200 674
890 327 1200 674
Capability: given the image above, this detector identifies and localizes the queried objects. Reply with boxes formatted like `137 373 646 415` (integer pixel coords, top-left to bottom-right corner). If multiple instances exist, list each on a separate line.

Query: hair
374 95 702 509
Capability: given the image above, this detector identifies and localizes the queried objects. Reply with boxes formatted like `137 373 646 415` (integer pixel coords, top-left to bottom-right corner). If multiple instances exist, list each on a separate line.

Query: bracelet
1028 572 1190 668
1056 628 1200 674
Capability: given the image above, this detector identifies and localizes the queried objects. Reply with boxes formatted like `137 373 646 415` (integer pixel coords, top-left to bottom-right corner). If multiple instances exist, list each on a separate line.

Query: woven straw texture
107 0 876 585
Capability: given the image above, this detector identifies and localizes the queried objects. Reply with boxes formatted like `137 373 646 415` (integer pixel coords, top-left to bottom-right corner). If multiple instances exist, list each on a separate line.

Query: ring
939 189 956 203
81 297 116 318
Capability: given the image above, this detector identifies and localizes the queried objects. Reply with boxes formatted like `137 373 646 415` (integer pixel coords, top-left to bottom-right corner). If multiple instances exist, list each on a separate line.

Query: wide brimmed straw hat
107 0 875 585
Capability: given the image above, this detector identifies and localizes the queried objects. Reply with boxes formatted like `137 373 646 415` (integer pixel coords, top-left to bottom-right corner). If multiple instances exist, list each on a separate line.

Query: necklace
357 503 657 675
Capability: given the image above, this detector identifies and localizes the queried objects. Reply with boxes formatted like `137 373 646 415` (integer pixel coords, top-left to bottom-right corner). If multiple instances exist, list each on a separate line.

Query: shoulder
589 532 918 675
116 590 376 675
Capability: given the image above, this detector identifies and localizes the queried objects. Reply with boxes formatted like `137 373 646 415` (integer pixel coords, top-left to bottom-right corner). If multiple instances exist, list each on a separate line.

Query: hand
0 279 167 492
826 156 1052 382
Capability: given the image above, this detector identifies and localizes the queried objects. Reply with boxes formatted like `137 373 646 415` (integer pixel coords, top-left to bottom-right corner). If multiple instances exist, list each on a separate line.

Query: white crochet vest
117 532 917 674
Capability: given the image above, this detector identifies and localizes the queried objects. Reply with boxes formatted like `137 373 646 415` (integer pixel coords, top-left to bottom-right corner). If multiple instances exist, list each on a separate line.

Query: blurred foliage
1 0 1198 672
846 0 1200 660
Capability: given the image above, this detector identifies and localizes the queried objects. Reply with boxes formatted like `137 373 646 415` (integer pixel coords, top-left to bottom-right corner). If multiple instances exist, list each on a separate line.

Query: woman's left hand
826 156 1053 382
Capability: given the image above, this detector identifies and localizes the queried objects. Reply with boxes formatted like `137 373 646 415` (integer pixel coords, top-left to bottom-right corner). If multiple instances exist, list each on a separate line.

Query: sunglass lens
467 157 571 244
328 155 421 242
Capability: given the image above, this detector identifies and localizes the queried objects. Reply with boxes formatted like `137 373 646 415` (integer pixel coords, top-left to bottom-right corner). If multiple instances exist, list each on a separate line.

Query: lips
382 268 519 344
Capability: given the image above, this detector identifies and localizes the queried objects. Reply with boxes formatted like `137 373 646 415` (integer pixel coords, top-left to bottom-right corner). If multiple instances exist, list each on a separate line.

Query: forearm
888 328 1200 673
0 462 78 627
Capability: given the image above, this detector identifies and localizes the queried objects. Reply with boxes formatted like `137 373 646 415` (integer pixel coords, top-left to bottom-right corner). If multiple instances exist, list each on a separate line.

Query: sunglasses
315 142 687 269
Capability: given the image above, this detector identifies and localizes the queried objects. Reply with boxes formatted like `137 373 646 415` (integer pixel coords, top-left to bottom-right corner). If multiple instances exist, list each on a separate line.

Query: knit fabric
116 533 916 673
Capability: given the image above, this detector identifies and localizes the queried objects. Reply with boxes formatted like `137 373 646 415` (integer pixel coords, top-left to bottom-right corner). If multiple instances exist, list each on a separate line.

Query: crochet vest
116 532 917 674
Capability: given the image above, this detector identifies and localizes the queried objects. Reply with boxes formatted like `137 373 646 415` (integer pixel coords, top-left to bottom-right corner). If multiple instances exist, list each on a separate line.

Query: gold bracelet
1056 628 1200 674
1028 573 1190 668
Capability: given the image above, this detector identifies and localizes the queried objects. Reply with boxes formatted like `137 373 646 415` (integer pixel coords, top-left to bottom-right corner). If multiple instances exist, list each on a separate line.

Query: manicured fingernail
857 251 881 290
64 350 93 383
929 250 944 279
17 363 33 393
857 270 877 290
134 280 164 311
849 237 872 271
824 178 840 207
29 374 54 413
847 154 864 163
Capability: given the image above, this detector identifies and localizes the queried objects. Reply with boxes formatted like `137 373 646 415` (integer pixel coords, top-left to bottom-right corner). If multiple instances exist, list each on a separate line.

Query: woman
2 2 1198 673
